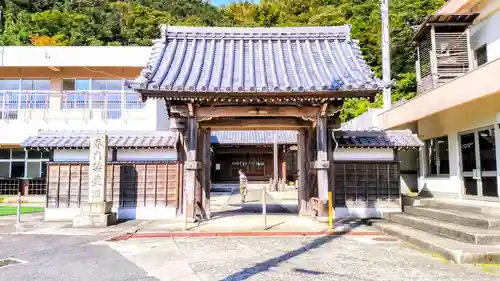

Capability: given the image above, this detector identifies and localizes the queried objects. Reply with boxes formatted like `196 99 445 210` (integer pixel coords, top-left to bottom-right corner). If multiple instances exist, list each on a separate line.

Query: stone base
73 201 116 228
81 201 113 215
72 213 117 228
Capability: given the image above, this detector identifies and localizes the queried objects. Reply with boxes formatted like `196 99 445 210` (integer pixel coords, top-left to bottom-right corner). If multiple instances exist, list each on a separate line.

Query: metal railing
0 91 50 121
60 90 145 120
0 90 145 122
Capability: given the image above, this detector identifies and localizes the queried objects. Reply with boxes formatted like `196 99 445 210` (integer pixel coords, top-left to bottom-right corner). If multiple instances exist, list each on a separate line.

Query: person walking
238 169 248 203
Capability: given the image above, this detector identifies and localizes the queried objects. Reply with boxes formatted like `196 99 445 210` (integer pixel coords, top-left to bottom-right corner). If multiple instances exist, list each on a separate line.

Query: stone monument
73 134 116 227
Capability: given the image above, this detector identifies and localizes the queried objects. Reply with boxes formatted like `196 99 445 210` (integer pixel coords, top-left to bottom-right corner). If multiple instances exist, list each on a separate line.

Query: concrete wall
414 93 500 199
379 58 500 130
470 4 500 62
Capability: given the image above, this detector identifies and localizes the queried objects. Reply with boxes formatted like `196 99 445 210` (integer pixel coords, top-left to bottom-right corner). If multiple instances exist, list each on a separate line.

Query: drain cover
0 258 27 269
372 237 398 242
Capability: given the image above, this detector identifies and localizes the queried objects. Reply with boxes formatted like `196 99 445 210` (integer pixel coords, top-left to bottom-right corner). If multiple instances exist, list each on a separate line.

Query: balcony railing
0 90 145 122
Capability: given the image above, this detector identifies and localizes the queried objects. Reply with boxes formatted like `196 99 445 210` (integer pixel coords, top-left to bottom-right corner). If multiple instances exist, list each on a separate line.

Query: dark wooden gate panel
333 161 400 207
47 162 179 209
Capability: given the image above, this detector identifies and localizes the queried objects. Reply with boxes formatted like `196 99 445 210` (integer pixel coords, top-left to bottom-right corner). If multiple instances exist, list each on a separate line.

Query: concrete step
423 199 500 215
405 206 500 229
372 220 500 264
385 212 500 245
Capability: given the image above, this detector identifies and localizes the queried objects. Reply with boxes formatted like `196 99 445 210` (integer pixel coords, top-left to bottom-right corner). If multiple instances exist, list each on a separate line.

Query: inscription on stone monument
88 135 108 203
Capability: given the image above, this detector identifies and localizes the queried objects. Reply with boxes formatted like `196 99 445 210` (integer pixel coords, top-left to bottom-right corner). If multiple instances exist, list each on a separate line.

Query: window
0 79 50 118
425 136 450 176
61 79 144 118
0 148 51 179
62 79 89 109
475 45 488 67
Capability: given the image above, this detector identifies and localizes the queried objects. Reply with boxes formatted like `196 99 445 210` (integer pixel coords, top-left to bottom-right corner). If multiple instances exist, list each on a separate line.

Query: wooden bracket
170 105 189 117
326 105 342 117
197 116 213 122
320 103 329 116
188 103 194 117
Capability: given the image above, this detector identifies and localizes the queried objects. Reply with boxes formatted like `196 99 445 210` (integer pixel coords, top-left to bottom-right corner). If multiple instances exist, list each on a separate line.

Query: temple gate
129 25 385 220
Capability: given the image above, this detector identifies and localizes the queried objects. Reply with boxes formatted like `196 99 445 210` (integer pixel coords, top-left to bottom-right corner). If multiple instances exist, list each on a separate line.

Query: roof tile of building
211 130 297 145
129 25 384 94
333 129 423 149
21 131 178 149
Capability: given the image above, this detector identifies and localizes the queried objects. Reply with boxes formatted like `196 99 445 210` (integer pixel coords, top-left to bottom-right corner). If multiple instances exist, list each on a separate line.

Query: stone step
405 206 500 229
372 220 500 264
423 200 500 215
385 212 500 245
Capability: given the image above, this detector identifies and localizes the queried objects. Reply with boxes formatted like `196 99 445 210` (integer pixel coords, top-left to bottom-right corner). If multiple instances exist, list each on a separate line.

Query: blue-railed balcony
0 90 146 122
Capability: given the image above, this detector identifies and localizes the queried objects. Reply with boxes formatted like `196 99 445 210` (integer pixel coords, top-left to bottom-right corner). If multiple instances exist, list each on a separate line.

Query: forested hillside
0 0 444 121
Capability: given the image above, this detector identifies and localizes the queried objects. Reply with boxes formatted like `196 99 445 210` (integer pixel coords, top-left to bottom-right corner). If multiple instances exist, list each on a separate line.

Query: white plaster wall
340 108 384 130
470 5 500 62
116 149 177 161
333 148 394 161
54 149 113 162
155 99 171 130
44 207 177 221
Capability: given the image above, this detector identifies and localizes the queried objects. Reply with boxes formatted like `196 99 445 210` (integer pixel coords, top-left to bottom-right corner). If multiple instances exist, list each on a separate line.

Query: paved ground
2 233 500 281
0 234 155 281
1 186 500 280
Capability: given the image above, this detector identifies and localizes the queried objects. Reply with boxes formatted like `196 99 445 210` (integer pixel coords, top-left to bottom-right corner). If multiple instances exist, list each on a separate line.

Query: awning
21 131 178 149
333 129 423 149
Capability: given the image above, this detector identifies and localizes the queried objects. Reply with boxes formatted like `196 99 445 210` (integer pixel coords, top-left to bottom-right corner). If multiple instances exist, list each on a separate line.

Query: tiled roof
129 25 384 94
211 131 297 145
21 131 177 149
333 129 423 149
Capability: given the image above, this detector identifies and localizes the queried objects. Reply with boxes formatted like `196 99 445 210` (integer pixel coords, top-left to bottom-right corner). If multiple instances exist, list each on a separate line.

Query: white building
0 46 178 195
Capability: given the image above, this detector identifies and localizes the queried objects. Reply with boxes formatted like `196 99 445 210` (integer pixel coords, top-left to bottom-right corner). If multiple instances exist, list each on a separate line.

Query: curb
107 230 383 241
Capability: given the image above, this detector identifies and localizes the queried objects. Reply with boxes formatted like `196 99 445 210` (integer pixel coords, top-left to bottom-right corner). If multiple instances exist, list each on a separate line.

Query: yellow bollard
328 191 333 231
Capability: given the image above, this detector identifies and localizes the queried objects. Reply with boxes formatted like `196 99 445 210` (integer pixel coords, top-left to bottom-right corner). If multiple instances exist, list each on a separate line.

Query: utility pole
381 0 392 111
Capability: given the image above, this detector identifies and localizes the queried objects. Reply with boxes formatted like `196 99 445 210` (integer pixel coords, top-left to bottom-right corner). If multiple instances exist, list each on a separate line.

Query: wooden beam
214 147 273 154
200 118 312 130
48 66 61 72
197 106 320 118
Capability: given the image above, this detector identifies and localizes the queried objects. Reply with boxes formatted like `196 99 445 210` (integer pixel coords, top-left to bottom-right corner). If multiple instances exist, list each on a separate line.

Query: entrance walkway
122 184 377 235
215 183 290 215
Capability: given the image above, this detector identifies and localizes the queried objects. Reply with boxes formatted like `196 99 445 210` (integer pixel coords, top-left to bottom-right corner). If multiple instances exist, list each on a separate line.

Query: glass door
460 127 498 198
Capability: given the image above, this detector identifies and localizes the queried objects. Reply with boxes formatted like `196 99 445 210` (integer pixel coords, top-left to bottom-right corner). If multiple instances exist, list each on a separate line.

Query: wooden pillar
203 128 212 219
315 115 329 217
281 147 287 185
273 132 278 191
185 114 199 220
298 129 307 214
195 128 204 217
